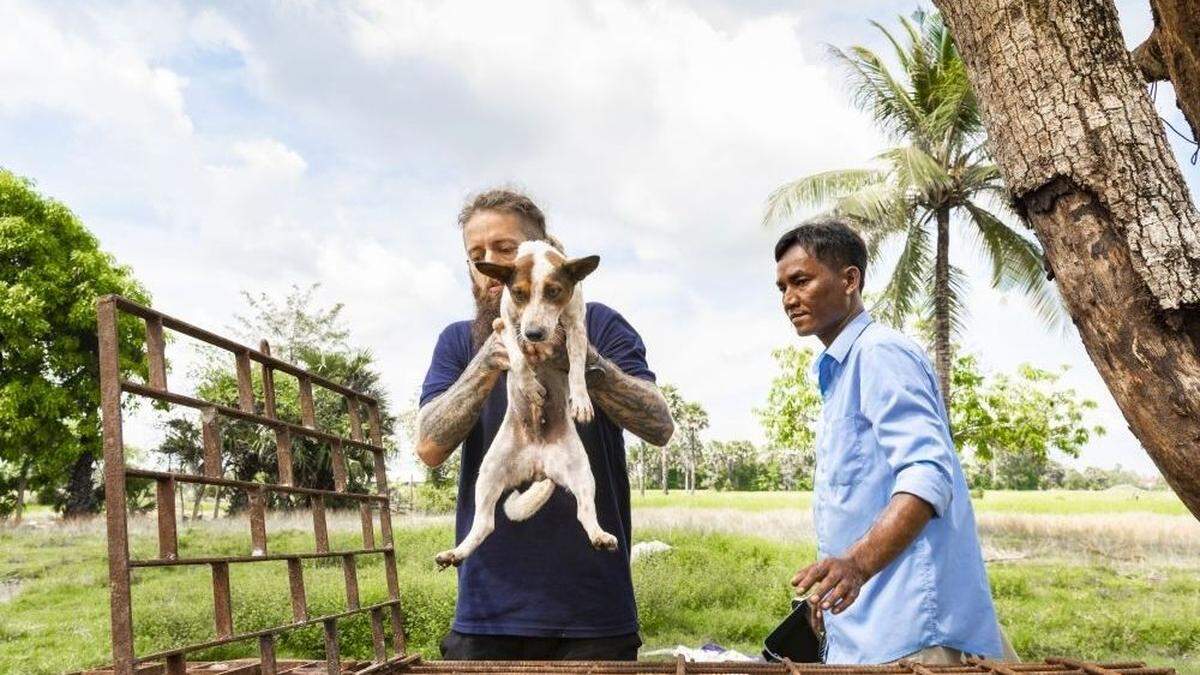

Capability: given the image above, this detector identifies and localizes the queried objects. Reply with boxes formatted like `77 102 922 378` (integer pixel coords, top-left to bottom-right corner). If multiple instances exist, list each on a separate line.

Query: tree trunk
64 450 100 518
191 484 204 521
639 454 646 496
935 0 1200 520
933 206 953 407
660 446 669 495
212 487 222 520
1132 0 1200 143
13 456 31 524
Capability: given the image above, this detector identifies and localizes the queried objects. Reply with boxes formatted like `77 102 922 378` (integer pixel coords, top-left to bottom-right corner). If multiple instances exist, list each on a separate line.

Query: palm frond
918 262 970 339
762 169 886 226
963 201 1068 330
872 213 931 327
829 44 925 140
879 145 953 196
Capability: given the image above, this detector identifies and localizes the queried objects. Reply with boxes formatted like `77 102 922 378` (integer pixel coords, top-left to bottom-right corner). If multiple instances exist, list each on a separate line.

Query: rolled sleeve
860 342 956 517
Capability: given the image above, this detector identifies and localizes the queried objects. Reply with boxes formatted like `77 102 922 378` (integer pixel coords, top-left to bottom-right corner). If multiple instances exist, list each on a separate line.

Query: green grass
2 516 1197 674
631 488 1190 516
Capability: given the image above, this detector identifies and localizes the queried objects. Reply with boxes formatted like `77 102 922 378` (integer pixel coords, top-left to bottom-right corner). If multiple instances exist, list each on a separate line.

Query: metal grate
91 296 1177 675
96 295 406 675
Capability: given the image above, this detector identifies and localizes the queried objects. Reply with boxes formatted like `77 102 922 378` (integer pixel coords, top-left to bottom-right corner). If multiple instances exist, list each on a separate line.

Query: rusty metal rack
95 295 405 675
91 296 1176 675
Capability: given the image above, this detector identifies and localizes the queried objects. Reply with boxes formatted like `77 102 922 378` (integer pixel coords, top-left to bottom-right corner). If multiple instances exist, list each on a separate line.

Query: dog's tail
503 479 556 521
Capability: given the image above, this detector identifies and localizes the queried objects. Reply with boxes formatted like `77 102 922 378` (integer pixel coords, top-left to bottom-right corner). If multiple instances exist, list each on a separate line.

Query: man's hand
483 319 511 371
791 556 869 615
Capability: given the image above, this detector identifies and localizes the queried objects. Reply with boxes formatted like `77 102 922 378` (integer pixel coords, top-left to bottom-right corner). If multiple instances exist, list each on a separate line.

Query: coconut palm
763 11 1061 405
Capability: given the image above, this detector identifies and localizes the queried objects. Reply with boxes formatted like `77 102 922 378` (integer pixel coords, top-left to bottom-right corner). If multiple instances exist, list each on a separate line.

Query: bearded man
415 188 673 661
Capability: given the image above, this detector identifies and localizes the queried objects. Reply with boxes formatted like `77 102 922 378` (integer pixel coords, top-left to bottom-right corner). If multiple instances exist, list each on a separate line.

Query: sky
2 0 1196 481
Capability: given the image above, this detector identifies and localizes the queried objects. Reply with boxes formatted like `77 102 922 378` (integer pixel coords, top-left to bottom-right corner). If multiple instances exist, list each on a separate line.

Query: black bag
762 598 826 663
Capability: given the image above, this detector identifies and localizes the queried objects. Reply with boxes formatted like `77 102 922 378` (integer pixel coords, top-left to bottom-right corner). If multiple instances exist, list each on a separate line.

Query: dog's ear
474 261 515 284
562 255 600 282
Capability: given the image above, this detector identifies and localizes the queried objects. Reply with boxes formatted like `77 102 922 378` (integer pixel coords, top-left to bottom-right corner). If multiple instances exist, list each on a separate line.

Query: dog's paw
569 391 594 423
435 549 465 569
590 530 619 551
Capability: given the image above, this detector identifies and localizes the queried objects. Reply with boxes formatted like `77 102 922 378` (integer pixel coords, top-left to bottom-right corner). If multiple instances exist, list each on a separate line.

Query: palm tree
763 11 1061 405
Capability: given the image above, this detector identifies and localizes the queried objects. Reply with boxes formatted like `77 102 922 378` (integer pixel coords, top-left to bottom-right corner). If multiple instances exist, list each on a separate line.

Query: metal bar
131 547 394 568
299 375 316 429
367 401 384 447
1045 660 1122 675
259 634 278 675
108 296 377 404
384 551 400 600
121 380 384 454
201 406 221 478
323 619 341 675
275 428 294 487
125 468 387 503
260 340 278 420
134 600 403 664
235 349 255 413
287 558 308 622
369 607 387 662
360 503 376 549
145 316 167 391
357 654 421 675
155 477 178 561
343 554 360 610
313 496 330 553
389 603 406 656
347 396 364 442
250 486 268 556
98 296 135 675
212 562 234 638
331 439 348 492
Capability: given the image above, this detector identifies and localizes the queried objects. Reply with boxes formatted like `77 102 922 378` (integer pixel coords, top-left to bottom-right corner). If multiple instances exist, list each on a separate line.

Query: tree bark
64 450 100 518
660 446 669 495
935 0 1200 519
933 206 953 407
1132 0 1200 144
13 456 31 524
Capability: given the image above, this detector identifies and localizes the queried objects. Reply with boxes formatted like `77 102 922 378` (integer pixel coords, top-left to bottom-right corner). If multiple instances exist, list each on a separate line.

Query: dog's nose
524 328 546 342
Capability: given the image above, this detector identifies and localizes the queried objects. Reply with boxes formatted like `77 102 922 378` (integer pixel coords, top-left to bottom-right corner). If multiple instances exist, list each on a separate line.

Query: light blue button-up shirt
811 310 1002 664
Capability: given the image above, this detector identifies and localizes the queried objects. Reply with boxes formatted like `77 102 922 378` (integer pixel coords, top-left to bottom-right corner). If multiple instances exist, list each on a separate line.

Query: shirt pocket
818 414 870 486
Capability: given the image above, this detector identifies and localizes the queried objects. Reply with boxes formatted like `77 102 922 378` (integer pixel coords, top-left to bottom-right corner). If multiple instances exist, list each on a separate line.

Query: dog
434 239 618 568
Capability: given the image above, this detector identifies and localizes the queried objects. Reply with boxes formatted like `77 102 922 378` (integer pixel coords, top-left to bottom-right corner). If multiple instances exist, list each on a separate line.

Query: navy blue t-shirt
419 302 655 638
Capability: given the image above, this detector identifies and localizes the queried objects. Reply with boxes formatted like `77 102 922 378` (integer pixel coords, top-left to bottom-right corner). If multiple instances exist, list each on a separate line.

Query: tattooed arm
585 347 674 446
415 331 508 467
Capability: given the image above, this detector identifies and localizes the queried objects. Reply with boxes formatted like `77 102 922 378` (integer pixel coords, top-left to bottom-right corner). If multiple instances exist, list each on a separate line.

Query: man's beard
471 282 502 351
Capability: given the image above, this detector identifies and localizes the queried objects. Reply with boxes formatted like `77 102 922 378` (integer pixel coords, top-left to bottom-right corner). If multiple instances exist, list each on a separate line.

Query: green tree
763 11 1060 406
755 346 822 456
0 169 149 517
951 354 1104 489
158 287 395 514
659 384 707 493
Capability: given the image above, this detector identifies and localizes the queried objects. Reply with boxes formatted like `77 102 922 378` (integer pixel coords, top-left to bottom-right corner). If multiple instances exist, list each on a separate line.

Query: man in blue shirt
415 188 674 660
774 218 1016 664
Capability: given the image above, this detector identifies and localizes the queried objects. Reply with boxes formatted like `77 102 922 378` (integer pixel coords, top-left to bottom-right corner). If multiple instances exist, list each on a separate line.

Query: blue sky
2 0 1195 479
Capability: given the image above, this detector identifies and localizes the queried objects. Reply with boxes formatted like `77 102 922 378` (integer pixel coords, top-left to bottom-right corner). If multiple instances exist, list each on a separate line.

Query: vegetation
0 169 150 519
1 502 1196 674
763 11 1060 404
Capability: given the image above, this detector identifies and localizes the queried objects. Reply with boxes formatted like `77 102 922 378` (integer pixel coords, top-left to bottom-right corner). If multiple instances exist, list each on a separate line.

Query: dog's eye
512 290 528 302
545 286 560 299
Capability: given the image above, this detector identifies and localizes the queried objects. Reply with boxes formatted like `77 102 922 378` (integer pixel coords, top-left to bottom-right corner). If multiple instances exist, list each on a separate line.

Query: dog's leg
434 428 515 568
564 303 593 424
545 435 617 551
496 317 545 424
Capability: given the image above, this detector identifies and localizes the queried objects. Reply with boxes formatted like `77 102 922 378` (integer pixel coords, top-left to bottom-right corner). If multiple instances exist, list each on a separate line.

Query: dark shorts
439 630 642 661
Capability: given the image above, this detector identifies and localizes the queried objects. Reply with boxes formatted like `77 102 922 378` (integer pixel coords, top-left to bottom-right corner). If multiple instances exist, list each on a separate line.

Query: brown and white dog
434 240 618 568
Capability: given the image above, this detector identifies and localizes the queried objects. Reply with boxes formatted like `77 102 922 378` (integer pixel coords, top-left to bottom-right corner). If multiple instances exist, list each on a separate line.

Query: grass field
631 487 1191 516
1 491 1197 674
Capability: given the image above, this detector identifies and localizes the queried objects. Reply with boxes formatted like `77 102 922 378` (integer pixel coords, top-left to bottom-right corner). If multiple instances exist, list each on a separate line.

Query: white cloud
0 0 1173 476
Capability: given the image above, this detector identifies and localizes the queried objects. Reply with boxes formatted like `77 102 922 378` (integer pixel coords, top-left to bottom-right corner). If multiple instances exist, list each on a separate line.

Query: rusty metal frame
98 295 405 675
95 295 1176 675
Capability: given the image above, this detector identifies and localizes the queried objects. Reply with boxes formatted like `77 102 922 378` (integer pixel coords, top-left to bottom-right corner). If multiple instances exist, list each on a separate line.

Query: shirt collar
810 309 873 377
